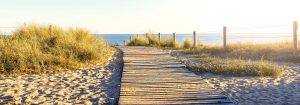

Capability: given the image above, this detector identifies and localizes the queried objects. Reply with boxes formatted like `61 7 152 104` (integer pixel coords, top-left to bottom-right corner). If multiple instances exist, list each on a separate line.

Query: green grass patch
0 24 115 75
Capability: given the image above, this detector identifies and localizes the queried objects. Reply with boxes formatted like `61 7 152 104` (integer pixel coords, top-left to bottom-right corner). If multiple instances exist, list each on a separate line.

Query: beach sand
172 51 300 105
0 51 123 104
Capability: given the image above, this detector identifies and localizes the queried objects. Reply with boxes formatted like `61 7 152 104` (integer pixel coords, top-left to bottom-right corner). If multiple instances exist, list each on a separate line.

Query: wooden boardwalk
119 47 233 105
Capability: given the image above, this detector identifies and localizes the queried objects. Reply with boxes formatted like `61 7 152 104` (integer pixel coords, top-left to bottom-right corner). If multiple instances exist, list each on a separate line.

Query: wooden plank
119 46 233 105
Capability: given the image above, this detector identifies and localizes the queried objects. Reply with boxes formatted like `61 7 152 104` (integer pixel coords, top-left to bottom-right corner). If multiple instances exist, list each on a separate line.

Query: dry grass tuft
181 42 298 77
127 36 149 46
146 33 160 46
183 39 193 49
185 54 284 77
126 33 177 48
185 42 300 63
0 24 115 75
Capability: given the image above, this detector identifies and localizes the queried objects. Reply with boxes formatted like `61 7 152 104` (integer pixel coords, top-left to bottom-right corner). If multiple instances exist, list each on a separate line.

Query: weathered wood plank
119 46 233 105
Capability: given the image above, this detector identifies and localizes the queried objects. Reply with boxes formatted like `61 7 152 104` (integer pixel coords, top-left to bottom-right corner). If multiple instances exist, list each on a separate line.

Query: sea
94 33 294 45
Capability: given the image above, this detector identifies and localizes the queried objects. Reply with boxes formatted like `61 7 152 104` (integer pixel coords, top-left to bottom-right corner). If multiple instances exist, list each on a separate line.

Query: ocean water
94 33 294 45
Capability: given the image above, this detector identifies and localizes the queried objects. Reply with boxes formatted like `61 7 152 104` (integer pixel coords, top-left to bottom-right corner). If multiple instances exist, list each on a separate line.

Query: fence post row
173 33 176 43
193 31 196 48
223 26 227 50
122 21 299 50
294 21 298 51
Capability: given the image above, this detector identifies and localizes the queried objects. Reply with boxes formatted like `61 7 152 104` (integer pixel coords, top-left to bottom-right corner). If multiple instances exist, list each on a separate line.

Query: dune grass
185 42 300 63
183 39 193 49
0 24 115 75
126 36 149 46
181 42 298 77
184 53 284 77
146 33 160 46
126 33 177 48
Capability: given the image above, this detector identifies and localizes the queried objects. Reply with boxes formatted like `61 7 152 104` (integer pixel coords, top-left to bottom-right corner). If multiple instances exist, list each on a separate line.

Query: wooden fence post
193 31 196 48
124 40 126 46
294 21 298 51
173 33 176 43
49 25 53 35
130 36 132 41
223 26 227 50
158 32 161 42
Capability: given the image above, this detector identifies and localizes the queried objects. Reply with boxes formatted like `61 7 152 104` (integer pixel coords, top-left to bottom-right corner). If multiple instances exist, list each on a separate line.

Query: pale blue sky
0 0 299 34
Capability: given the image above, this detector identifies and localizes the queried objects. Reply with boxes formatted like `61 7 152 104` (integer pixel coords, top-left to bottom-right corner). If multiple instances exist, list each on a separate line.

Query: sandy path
172 51 300 105
0 50 123 104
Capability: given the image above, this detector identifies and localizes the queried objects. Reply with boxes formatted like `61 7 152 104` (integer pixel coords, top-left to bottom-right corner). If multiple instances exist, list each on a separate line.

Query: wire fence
1 23 299 49
144 24 297 45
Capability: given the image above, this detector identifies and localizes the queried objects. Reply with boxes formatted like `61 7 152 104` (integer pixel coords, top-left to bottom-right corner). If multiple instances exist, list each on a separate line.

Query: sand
0 51 123 104
172 51 300 105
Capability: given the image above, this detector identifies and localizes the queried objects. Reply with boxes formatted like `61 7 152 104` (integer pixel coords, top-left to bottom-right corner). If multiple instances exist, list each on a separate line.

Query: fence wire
1 24 299 45
227 25 292 30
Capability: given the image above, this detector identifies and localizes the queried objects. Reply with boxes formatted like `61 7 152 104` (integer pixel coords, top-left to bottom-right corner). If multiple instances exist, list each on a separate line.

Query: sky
0 0 299 34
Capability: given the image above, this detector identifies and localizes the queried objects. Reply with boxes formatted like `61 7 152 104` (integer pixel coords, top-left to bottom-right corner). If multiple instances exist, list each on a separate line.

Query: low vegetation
183 39 193 49
127 36 149 46
182 42 297 77
0 24 115 75
127 33 177 48
146 33 160 46
185 54 284 77
126 33 287 76
185 42 300 63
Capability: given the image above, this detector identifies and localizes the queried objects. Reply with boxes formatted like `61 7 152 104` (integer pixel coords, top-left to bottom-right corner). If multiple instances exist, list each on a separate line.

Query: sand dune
0 51 123 104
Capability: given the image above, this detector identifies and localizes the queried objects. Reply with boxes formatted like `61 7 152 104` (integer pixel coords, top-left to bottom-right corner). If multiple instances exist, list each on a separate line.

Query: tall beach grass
185 42 300 63
127 33 177 48
184 54 284 77
126 36 149 46
181 42 298 77
0 24 115 75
